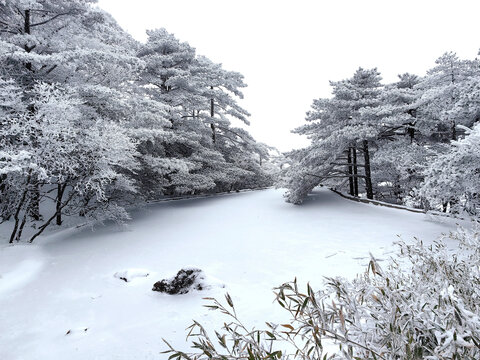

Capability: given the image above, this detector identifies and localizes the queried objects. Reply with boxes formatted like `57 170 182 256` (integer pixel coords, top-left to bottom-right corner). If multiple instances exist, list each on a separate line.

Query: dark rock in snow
152 268 205 295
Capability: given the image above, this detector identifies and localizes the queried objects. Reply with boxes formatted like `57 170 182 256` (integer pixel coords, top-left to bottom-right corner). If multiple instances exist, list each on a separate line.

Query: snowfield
0 188 460 359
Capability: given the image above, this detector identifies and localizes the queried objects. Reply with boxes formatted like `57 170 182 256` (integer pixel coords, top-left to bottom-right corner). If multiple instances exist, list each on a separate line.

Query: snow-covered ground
0 188 460 359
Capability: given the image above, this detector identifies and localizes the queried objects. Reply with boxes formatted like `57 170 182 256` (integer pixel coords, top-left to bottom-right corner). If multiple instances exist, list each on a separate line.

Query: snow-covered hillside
0 189 459 359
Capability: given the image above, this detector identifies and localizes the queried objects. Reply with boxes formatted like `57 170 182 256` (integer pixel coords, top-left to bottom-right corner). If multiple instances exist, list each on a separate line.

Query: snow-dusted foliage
285 51 480 217
283 68 383 204
136 28 272 195
0 0 274 242
166 227 480 359
418 124 480 215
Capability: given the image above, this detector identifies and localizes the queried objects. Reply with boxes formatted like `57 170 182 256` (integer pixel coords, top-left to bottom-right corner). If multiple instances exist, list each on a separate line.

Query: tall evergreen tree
284 68 382 203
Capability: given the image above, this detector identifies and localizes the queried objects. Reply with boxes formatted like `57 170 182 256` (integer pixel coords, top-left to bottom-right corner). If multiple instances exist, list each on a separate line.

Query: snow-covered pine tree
407 53 480 212
138 28 273 195
284 68 382 204
1 2 273 240
360 73 426 204
416 52 479 142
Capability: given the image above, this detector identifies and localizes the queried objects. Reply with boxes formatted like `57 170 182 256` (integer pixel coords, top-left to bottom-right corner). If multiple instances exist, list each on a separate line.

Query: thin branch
217 132 243 146
305 173 366 180
217 125 249 144
330 162 366 168
45 64 57 75
0 29 19 34
29 190 76 243
15 7 25 18
327 174 366 179
30 12 71 27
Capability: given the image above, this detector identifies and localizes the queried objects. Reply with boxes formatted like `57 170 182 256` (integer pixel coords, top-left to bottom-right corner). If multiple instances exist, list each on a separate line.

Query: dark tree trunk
407 109 417 143
0 174 6 206
79 193 91 217
24 8 39 221
347 148 354 196
363 140 373 200
210 86 216 144
9 174 32 243
408 123 415 142
10 198 26 244
450 66 457 141
56 183 66 226
448 198 458 213
15 212 28 242
451 121 457 141
29 191 75 243
211 123 216 144
24 9 34 72
28 180 40 221
352 146 359 197
24 10 31 34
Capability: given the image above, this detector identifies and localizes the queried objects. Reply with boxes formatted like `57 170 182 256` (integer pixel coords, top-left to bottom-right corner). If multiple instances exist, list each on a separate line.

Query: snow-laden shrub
164 228 480 359
417 124 480 216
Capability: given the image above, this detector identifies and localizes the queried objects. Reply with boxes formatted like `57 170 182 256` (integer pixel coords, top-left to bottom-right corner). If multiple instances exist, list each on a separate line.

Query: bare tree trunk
363 140 373 200
408 123 415 142
407 110 416 143
79 193 91 217
10 200 26 244
210 86 216 144
0 174 6 212
352 146 359 197
451 121 457 141
23 9 41 222
9 174 32 243
15 212 28 242
29 191 75 243
56 183 66 226
450 64 457 141
24 9 31 35
211 123 216 143
28 179 41 221
24 9 34 72
347 148 354 196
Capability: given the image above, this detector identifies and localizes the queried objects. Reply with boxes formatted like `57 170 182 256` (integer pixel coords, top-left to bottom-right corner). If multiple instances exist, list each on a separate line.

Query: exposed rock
152 268 206 295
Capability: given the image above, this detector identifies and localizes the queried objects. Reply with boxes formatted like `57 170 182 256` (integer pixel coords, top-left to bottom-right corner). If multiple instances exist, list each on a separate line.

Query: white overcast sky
98 0 480 152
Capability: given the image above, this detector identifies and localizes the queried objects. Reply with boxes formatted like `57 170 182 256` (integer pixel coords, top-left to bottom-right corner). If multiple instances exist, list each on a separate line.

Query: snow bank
0 244 44 296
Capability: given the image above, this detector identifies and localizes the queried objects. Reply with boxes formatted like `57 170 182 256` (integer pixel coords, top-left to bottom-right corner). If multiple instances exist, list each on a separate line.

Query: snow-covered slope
0 189 459 359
